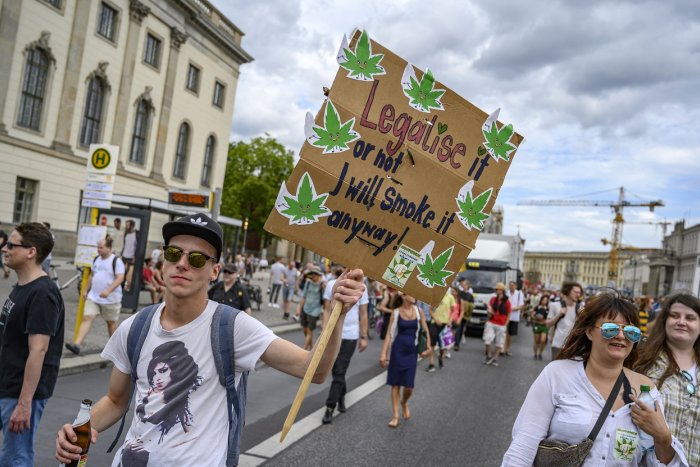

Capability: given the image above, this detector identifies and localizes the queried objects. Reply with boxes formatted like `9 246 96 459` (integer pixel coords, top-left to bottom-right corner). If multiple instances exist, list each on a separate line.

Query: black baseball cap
223 263 237 273
162 213 223 261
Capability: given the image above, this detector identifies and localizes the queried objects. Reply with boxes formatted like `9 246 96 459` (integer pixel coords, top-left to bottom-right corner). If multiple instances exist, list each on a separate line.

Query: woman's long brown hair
634 293 700 390
556 291 640 368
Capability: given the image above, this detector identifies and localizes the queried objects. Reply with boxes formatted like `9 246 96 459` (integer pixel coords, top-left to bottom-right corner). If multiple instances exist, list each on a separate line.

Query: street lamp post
241 217 249 255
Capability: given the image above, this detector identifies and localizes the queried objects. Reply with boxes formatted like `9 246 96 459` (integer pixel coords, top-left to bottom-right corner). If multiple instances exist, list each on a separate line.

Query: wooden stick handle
280 300 343 442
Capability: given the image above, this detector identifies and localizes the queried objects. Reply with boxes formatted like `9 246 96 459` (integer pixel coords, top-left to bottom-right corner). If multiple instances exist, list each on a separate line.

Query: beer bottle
66 399 92 467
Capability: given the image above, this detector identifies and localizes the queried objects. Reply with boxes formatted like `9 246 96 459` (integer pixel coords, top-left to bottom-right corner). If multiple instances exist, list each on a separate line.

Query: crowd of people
1 217 698 466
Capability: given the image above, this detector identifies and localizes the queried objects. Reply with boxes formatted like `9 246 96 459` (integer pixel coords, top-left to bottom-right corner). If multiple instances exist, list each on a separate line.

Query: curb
58 321 303 377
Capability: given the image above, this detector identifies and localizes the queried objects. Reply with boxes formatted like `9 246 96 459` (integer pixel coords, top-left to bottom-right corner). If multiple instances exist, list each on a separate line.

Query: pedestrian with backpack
55 213 365 467
65 235 125 355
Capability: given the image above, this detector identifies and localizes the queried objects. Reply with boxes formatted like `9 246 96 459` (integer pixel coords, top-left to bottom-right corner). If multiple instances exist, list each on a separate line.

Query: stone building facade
0 0 251 255
648 220 700 297
524 251 633 291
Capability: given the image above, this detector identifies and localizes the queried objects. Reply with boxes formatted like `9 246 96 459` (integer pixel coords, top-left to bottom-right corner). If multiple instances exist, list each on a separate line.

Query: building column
149 27 187 182
110 0 150 158
51 0 92 153
0 1 22 134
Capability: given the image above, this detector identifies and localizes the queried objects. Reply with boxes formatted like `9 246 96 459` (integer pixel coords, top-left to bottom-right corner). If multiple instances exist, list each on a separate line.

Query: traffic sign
87 144 118 175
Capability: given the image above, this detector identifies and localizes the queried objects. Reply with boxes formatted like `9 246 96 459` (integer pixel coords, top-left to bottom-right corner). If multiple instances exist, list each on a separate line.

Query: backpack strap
107 303 160 453
211 304 246 467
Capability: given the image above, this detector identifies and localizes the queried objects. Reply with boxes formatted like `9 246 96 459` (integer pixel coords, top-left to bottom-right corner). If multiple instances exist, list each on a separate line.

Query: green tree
221 135 294 246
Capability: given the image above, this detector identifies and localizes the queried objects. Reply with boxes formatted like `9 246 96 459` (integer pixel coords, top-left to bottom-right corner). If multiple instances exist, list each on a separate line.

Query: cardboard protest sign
265 29 523 306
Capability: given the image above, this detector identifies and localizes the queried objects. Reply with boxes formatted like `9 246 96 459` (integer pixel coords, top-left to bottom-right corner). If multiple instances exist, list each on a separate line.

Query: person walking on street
504 281 525 356
483 282 510 367
268 257 285 308
380 293 431 428
65 236 125 355
531 294 550 360
427 288 455 371
296 266 325 350
282 260 299 319
0 222 65 466
377 286 400 340
321 268 369 424
454 277 474 351
208 263 252 315
545 281 583 360
55 213 365 467
502 292 689 466
635 293 700 467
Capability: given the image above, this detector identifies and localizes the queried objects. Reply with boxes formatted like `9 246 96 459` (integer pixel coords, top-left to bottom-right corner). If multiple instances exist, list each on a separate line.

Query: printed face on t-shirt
152 362 172 392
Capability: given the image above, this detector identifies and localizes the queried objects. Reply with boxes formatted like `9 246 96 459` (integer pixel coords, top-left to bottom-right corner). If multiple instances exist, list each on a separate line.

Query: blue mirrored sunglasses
598 322 641 343
680 371 696 396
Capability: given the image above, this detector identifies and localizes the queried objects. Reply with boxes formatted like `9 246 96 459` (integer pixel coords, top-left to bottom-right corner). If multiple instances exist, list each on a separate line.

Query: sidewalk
0 259 302 376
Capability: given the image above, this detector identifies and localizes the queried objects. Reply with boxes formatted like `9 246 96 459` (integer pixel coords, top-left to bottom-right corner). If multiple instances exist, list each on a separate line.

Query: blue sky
210 0 700 252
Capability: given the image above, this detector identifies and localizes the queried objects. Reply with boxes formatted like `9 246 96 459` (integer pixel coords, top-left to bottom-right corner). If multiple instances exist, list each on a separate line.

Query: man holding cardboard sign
55 213 365 467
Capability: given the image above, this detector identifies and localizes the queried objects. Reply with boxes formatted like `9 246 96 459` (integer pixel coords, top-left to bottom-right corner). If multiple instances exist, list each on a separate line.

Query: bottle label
76 454 88 467
613 428 638 461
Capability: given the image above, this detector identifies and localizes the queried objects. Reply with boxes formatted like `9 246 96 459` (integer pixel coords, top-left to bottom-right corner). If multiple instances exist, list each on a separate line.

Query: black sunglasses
4 241 32 250
681 370 696 397
162 246 216 269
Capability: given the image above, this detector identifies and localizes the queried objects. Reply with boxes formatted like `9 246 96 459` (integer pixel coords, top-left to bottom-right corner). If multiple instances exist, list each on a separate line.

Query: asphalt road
24 321 547 466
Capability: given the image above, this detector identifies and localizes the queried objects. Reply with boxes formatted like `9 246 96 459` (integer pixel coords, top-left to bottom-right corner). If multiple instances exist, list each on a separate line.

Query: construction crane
624 220 672 239
518 187 664 285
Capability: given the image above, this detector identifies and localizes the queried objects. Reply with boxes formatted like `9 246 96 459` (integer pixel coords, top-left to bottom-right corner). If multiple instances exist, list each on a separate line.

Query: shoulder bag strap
587 370 625 441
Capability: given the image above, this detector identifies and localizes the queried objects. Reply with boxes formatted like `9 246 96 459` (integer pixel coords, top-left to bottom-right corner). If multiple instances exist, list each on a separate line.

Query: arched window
173 122 190 179
80 77 105 146
201 135 215 187
129 98 152 164
17 48 50 130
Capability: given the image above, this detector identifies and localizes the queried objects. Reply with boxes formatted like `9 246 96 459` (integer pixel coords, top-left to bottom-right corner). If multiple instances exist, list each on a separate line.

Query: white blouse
502 359 688 466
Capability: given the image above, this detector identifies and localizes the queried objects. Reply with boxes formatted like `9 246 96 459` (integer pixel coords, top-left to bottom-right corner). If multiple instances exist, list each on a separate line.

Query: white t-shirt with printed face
323 279 369 340
101 300 277 467
88 254 125 305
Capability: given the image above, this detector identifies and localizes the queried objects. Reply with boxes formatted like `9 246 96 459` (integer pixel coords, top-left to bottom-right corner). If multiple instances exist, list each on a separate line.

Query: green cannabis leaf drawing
416 246 454 288
337 30 385 81
275 172 331 225
305 99 360 154
401 65 446 113
456 183 492 231
483 121 516 162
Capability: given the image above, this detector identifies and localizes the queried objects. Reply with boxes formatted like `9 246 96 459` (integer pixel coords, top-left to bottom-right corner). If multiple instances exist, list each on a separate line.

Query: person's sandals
388 418 399 428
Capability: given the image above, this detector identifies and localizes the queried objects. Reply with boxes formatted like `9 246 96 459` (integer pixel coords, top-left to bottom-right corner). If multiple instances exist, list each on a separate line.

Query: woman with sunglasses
502 292 688 466
635 293 700 467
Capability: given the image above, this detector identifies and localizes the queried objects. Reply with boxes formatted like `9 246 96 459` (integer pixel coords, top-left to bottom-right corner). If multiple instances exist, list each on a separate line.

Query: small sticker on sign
382 244 421 288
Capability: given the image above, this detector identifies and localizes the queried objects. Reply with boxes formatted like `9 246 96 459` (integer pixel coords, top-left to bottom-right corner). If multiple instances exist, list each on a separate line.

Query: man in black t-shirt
0 222 65 465
207 263 252 314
